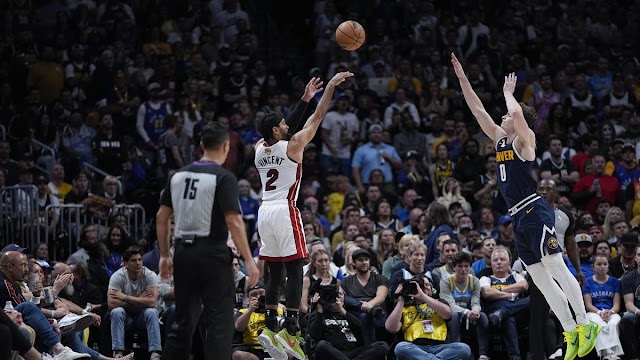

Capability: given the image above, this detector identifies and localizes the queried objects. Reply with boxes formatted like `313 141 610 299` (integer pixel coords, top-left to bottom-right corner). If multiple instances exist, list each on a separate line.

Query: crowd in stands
2 0 640 359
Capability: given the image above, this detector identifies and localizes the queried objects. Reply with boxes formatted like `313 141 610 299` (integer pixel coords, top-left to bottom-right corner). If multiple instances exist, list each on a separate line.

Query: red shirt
573 174 620 215
572 152 592 177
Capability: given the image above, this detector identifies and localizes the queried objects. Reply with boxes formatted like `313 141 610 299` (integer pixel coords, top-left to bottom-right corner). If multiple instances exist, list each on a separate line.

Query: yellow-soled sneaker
275 328 306 360
577 321 601 357
563 330 579 360
257 328 288 360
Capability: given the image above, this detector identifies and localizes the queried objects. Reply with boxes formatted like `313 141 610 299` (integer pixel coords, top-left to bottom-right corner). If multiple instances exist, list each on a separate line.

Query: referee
156 121 259 360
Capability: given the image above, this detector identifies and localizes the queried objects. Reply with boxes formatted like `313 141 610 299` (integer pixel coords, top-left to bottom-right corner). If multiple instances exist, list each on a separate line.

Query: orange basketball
335 20 366 51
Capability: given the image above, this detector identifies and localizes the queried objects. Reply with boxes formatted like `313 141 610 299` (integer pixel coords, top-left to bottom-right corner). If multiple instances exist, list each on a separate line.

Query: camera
318 284 339 308
256 295 266 313
397 279 418 299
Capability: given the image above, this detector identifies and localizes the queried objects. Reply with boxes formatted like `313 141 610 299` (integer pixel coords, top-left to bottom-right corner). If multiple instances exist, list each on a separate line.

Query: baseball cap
575 233 592 244
352 248 371 260
248 280 265 291
471 239 483 249
35 175 48 185
623 143 635 152
619 233 639 247
368 124 383 133
612 138 625 146
36 260 53 270
459 223 472 232
147 82 161 92
405 150 419 161
1 244 27 253
498 215 512 226
309 67 321 76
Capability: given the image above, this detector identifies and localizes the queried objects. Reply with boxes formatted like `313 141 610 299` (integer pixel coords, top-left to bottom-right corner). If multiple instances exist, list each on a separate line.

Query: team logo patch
498 138 507 148
264 148 271 155
547 237 559 250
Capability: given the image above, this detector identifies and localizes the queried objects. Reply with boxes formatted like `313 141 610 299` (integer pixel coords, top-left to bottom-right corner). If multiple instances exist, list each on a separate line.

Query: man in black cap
308 281 389 360
610 232 638 278
342 248 389 345
233 281 287 360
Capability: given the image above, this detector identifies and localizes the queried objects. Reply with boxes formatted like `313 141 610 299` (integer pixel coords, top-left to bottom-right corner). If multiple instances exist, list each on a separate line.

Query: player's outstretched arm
503 73 535 148
451 53 503 143
288 71 354 156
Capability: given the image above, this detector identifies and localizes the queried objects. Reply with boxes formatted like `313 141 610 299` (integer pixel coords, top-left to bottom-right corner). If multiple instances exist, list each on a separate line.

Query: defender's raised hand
451 53 466 79
503 72 517 95
302 77 324 101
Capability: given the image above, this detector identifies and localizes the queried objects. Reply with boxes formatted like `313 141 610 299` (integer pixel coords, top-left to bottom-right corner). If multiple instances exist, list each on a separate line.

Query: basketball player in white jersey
255 71 353 360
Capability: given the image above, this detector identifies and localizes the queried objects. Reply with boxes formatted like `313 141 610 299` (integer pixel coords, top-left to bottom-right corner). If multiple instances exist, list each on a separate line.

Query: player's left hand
302 77 324 101
159 256 173 283
503 72 517 95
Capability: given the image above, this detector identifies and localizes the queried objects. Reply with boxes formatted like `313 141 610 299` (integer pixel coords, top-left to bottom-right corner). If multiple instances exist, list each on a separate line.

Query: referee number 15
183 178 199 199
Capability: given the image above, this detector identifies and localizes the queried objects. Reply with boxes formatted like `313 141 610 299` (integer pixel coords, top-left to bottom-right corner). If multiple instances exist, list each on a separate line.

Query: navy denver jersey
495 136 538 208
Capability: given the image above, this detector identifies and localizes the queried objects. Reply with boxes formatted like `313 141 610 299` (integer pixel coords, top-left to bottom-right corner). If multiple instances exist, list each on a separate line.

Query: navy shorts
512 198 562 266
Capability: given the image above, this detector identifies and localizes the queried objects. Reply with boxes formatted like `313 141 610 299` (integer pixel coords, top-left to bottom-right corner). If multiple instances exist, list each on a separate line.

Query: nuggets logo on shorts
264 148 271 155
547 237 559 250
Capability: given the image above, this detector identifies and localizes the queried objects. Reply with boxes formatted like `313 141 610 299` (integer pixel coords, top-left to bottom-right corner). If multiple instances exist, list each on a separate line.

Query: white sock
527 261 577 332
542 253 589 326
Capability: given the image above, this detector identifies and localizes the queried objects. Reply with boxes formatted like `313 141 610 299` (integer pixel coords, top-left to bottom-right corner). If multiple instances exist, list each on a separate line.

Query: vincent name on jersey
496 149 515 162
256 155 285 167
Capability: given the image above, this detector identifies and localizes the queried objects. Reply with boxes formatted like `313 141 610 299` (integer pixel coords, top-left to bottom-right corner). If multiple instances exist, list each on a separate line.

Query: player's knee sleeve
284 258 304 309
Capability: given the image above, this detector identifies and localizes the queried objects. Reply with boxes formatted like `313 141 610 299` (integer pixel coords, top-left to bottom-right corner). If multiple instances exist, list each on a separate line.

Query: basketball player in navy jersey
451 53 599 360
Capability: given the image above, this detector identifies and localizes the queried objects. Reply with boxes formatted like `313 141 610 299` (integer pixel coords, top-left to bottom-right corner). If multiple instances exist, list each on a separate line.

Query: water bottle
4 301 14 312
593 178 601 197
379 150 385 165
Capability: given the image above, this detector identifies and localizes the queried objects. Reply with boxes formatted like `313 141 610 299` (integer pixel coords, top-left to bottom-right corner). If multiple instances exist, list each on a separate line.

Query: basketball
335 20 365 51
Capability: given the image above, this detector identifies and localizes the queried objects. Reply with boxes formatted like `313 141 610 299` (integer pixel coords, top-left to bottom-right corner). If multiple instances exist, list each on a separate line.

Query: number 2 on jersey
265 169 279 191
183 178 199 199
499 164 507 182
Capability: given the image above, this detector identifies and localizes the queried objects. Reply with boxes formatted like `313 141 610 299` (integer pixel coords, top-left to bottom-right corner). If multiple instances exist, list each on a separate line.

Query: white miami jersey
254 140 302 202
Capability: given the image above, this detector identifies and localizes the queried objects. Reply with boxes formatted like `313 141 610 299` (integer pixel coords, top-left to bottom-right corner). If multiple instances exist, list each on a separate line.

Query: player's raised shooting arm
503 73 535 148
288 72 354 156
286 77 323 134
451 53 502 142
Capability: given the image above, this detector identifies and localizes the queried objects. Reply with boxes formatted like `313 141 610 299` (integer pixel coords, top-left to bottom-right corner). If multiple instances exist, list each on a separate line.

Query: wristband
510 293 516 301
51 309 56 318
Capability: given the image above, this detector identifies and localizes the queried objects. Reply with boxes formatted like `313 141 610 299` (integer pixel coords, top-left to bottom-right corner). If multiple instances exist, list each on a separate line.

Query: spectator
307 285 389 360
92 113 126 177
539 137 580 198
619 242 640 359
567 233 595 280
573 154 620 216
385 274 472 360
479 246 530 360
301 249 341 315
437 178 471 215
609 232 638 279
440 252 489 359
352 124 402 195
107 246 161 360
424 202 455 264
382 234 417 280
321 96 359 177
471 237 497 276
582 254 623 359
104 225 128 274
67 224 99 265
428 142 454 200
373 198 403 233
136 82 171 164
389 242 431 291
376 228 397 266
48 163 73 204
61 111 96 166
342 248 389 345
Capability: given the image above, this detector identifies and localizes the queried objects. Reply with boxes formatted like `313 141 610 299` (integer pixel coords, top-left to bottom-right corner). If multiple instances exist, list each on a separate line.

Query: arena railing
0 185 40 250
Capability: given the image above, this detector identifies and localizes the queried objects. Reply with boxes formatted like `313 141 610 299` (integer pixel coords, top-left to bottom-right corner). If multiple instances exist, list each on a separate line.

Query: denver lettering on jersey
256 156 284 167
496 150 515 162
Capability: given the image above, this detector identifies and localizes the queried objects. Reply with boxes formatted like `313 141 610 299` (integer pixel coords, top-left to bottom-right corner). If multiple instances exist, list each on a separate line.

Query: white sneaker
53 347 91 359
58 313 95 335
150 352 161 360
548 348 563 360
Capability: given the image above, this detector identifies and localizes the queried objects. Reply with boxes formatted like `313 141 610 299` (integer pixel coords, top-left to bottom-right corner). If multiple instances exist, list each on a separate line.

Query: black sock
285 311 299 334
265 309 279 332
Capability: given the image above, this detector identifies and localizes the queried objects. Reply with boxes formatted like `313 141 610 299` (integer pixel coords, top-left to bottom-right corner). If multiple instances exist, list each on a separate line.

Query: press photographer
307 285 388 360
233 282 285 360
384 275 472 360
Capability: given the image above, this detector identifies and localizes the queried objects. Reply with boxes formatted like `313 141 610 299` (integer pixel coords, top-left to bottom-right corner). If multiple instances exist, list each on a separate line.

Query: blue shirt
351 142 401 183
472 259 487 276
582 275 620 310
567 258 595 280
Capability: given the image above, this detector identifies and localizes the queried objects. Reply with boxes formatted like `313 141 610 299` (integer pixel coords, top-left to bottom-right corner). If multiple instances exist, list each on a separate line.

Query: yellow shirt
325 192 345 224
238 308 284 348
401 304 447 342
49 182 73 204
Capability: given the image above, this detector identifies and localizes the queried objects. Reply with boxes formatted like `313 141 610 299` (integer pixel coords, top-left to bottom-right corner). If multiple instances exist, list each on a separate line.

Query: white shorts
257 201 307 261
